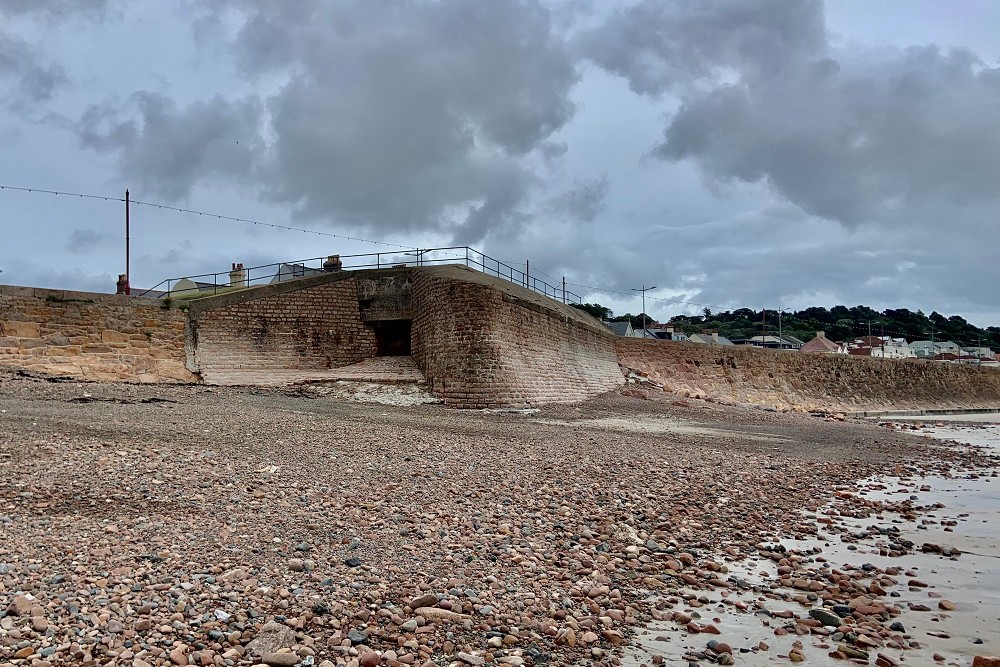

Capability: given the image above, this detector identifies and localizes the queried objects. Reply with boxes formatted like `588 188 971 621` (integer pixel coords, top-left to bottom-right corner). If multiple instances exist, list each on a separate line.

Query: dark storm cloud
658 46 1000 228
66 228 106 254
0 0 113 108
82 0 580 242
580 0 1000 233
576 0 826 95
78 93 265 201
0 33 65 105
546 175 609 223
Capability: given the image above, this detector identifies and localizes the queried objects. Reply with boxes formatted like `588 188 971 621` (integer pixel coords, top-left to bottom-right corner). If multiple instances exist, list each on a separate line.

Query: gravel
0 372 991 667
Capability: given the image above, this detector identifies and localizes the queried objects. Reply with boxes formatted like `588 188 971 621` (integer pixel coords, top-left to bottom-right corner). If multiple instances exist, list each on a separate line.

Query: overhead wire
0 184 413 249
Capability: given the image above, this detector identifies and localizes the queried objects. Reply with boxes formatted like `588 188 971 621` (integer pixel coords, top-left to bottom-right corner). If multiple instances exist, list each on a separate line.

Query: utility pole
125 189 131 295
631 285 657 337
761 308 767 344
778 308 789 348
927 329 939 361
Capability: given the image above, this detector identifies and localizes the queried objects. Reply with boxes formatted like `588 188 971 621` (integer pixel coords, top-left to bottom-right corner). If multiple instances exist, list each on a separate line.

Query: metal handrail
136 245 582 305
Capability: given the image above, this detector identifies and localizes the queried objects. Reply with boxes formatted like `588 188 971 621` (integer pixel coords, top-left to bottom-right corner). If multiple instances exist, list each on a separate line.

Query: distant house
735 335 802 350
146 278 219 299
639 325 688 341
271 262 323 284
911 340 960 359
847 335 915 359
799 331 846 354
606 321 637 337
961 345 995 360
688 332 735 346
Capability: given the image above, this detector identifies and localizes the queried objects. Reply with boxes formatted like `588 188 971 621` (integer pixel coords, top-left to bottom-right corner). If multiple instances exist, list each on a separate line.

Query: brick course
616 337 1000 412
0 285 195 383
411 269 624 407
190 279 377 383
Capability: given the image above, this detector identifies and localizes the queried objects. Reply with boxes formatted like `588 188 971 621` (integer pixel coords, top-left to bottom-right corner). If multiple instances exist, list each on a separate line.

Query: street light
631 285 657 337
777 307 790 349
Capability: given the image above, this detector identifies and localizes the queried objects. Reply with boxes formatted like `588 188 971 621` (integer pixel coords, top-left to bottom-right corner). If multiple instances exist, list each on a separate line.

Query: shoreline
625 421 1000 667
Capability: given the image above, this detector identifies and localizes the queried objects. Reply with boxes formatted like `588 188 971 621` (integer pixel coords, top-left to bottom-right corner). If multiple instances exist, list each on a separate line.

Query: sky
2 0 1000 326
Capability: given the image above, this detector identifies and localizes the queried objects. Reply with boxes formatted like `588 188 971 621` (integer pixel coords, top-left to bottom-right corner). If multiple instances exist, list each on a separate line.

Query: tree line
571 303 1000 349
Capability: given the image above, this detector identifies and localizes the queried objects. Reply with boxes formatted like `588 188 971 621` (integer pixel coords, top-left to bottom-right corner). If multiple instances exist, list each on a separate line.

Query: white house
911 340 960 358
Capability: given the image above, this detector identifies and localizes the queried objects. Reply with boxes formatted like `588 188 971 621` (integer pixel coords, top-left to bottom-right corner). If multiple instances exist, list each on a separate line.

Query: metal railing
136 246 582 304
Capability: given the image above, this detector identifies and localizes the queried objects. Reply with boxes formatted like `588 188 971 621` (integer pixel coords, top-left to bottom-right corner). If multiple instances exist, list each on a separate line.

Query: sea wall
0 285 195 383
411 267 624 408
185 273 378 384
616 338 1000 412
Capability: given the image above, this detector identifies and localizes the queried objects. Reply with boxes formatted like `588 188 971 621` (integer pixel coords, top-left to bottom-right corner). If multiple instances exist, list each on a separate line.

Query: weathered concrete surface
0 285 196 383
616 337 1000 413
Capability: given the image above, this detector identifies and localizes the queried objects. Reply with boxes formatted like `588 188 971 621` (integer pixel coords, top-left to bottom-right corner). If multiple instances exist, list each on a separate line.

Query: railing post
562 276 566 303
525 260 529 289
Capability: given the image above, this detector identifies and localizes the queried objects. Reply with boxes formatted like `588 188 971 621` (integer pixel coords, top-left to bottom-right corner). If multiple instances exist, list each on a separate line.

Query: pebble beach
1 372 997 667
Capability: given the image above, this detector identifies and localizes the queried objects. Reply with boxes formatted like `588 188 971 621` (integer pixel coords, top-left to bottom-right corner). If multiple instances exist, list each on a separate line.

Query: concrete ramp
203 355 425 387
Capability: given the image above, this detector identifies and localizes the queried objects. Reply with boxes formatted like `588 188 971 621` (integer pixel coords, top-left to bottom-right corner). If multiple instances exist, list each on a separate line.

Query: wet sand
625 423 1000 667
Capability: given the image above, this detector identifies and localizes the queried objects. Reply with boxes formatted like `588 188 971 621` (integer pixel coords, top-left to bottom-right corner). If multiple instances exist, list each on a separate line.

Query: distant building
799 331 847 354
911 340 960 358
734 335 802 350
638 325 688 341
606 321 639 338
847 336 915 359
271 262 323 284
961 345 994 360
688 332 735 346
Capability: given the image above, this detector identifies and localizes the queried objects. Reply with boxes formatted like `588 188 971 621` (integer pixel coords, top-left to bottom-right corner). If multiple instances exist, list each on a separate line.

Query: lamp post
778 308 790 349
631 285 657 337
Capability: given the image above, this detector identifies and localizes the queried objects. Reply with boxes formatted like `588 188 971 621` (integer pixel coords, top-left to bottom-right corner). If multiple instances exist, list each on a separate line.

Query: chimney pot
228 262 247 288
323 255 343 272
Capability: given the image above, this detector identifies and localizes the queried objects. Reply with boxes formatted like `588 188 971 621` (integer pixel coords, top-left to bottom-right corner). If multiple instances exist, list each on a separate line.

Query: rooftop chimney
817 330 826 339
712 331 719 342
116 274 128 295
229 262 246 288
323 254 343 272
666 326 674 334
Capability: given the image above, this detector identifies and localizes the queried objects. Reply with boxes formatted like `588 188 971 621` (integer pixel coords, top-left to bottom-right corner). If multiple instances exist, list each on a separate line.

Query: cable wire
0 184 413 249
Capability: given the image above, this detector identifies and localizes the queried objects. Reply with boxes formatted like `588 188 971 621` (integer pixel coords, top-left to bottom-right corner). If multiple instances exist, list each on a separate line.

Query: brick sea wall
0 285 195 383
189 279 378 382
412 270 624 407
616 337 1000 412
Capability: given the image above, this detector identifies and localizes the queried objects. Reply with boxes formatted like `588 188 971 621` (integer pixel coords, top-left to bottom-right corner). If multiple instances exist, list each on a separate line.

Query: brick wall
190 278 378 382
0 285 195 383
411 268 624 408
616 338 1000 412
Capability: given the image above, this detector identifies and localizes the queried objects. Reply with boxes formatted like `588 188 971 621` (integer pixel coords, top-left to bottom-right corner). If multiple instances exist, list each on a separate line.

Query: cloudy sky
2 0 1000 325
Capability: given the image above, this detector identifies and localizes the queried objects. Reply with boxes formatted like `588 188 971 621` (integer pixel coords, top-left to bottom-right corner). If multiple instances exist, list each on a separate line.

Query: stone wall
616 338 1000 412
0 285 195 383
187 275 378 383
412 267 624 408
